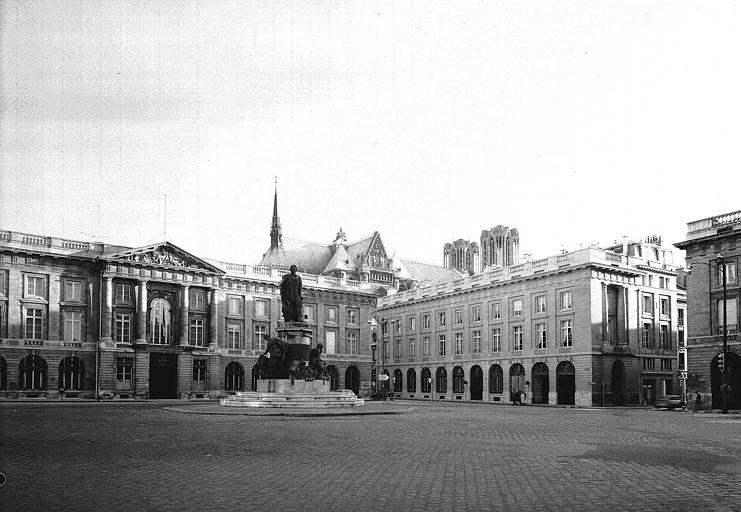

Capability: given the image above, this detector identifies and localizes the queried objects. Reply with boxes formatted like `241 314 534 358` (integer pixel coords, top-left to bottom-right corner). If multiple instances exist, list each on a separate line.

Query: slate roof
397 258 464 284
259 237 333 275
324 243 354 273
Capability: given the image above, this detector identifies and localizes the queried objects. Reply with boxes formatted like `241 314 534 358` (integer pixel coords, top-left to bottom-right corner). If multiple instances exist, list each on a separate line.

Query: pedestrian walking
694 392 702 412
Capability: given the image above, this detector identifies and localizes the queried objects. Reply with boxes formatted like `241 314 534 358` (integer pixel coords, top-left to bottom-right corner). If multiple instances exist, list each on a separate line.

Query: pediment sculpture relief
130 249 191 268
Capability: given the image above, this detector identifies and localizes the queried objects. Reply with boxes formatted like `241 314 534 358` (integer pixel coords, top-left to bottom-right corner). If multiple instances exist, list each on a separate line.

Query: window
115 313 131 343
472 330 481 354
489 364 503 394
436 367 447 393
455 332 463 355
59 356 84 390
453 366 465 394
326 306 338 323
383 340 389 360
408 317 416 331
422 314 430 329
227 324 242 350
659 296 670 317
254 299 269 318
63 311 82 342
116 357 133 391
717 298 738 335
438 312 446 327
347 309 358 324
253 323 268 351
394 338 402 359
303 304 315 322
661 358 673 371
717 261 737 285
0 269 7 297
25 308 43 339
455 310 463 325
408 337 416 358
491 302 502 320
395 320 401 333
20 355 47 390
642 358 655 371
560 319 573 347
660 324 669 350
225 362 244 391
151 298 171 344
422 336 430 357
407 369 417 393
64 280 83 302
346 332 358 355
325 330 337 355
491 328 501 352
190 290 205 310
513 325 523 350
25 275 46 299
193 359 207 389
513 299 523 318
114 283 131 304
472 306 481 323
438 334 446 356
421 368 432 393
393 369 403 393
190 318 205 347
228 296 244 317
382 321 388 335
559 290 572 310
535 295 546 314
642 322 653 349
642 294 654 316
536 322 547 349
678 308 685 327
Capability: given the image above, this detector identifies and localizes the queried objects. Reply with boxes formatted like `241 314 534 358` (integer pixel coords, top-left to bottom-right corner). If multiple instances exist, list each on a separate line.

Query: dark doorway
509 363 525 402
470 365 483 400
556 361 576 405
611 360 625 405
712 352 741 410
149 352 178 399
345 365 360 395
531 363 549 404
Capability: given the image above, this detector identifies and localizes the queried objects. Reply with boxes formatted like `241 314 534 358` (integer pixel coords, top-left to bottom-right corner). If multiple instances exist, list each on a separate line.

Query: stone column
208 288 219 350
180 284 190 346
619 286 629 347
135 280 148 345
101 276 113 341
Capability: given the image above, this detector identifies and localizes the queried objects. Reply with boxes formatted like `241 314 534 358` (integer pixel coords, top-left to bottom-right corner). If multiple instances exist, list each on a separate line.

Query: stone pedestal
220 378 364 408
277 321 313 373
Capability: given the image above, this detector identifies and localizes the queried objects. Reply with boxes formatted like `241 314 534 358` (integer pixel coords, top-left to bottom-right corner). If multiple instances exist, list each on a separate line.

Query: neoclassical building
377 237 684 407
0 230 378 399
674 209 741 410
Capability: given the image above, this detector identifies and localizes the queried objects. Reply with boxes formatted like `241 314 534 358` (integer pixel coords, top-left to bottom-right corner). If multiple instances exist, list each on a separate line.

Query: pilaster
135 280 148 345
180 284 190 346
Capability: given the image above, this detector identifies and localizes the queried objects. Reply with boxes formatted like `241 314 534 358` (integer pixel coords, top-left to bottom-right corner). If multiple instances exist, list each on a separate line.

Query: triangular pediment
102 242 224 274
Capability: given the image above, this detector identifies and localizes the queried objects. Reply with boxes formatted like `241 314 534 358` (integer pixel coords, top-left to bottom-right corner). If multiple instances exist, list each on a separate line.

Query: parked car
654 395 684 409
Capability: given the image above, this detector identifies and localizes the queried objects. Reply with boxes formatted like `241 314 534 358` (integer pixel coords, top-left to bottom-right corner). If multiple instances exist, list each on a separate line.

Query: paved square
1 401 739 511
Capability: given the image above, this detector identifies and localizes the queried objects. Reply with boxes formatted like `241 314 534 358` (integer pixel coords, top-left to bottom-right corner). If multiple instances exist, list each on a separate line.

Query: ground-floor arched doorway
557 361 575 405
345 365 360 395
470 365 483 400
510 363 525 402
612 360 625 406
327 365 340 391
712 352 741 410
531 362 549 404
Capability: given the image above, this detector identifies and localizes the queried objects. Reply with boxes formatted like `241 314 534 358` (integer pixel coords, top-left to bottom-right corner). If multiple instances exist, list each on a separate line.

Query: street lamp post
715 254 729 415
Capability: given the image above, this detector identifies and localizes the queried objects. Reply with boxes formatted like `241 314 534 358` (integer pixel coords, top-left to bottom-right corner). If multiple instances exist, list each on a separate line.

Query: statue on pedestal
309 343 328 380
279 265 303 322
257 337 290 379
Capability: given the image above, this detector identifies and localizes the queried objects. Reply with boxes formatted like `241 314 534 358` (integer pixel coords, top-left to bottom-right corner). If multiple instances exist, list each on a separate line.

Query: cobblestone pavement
1 401 739 512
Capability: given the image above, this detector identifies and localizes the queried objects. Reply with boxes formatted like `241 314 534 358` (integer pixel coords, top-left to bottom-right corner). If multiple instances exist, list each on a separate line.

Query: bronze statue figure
258 337 290 379
279 264 303 322
309 343 328 380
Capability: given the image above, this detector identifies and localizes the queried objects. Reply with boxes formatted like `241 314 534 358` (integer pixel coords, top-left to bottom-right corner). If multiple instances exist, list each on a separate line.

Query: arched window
19 355 47 390
345 365 360 394
489 364 503 393
150 298 171 344
327 365 340 391
510 363 526 400
59 356 85 390
393 369 403 393
225 362 244 391
0 356 6 390
453 366 465 394
436 367 447 394
421 367 431 393
407 368 417 393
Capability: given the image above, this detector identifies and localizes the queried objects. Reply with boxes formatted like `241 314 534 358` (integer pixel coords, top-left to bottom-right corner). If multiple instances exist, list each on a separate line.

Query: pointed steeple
270 178 283 249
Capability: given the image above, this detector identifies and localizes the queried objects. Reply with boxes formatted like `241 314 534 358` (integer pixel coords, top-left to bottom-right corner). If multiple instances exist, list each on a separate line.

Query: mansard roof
102 242 225 274
259 237 333 275
397 258 464 284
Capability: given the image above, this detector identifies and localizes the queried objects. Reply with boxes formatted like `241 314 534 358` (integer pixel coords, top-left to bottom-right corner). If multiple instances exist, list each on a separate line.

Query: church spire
270 177 283 249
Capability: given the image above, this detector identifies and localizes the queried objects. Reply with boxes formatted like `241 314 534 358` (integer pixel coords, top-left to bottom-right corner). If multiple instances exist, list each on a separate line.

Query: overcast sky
1 1 739 268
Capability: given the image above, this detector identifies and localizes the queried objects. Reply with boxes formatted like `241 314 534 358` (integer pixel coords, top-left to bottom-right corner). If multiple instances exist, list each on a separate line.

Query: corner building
376 239 683 406
0 230 377 399
674 209 741 409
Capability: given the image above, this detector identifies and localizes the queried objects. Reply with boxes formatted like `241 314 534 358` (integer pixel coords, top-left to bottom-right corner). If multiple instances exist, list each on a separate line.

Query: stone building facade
0 230 377 399
376 238 683 407
674 209 741 410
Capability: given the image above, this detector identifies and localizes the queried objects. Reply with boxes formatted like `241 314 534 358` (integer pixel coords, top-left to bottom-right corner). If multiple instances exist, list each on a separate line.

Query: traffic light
718 353 725 371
